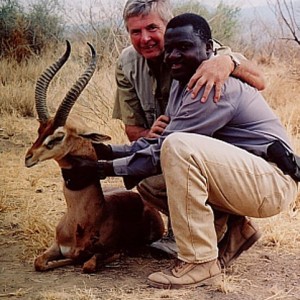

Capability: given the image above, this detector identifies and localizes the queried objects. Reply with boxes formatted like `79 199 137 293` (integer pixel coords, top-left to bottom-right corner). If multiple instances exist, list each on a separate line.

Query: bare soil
1 117 300 300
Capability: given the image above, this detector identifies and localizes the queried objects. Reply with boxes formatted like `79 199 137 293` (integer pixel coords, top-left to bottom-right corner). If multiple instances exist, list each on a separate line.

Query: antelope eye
45 134 65 149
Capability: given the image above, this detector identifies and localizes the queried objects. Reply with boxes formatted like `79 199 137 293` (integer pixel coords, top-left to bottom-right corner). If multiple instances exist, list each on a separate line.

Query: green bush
173 0 240 44
0 0 64 62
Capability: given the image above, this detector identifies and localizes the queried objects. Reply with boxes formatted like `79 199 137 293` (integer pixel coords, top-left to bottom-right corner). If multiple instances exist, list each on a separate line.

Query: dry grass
260 57 300 208
1 41 300 299
0 41 129 145
261 211 300 250
37 288 99 300
261 57 300 153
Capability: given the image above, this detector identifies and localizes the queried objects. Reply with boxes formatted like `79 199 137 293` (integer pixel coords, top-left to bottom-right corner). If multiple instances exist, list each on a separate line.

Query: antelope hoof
34 256 73 271
34 256 49 272
82 255 97 273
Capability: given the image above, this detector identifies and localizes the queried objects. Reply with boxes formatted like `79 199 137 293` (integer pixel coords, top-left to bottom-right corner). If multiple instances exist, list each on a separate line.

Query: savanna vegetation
0 0 300 299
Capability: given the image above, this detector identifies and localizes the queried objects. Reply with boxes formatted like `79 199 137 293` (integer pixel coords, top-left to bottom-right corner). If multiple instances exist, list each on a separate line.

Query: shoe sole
147 273 224 290
220 230 262 268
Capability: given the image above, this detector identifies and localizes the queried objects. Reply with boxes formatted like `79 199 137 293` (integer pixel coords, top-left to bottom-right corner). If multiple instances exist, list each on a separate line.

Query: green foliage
173 0 240 44
26 0 64 52
0 0 24 61
0 0 64 62
173 0 209 17
0 0 22 32
210 2 240 42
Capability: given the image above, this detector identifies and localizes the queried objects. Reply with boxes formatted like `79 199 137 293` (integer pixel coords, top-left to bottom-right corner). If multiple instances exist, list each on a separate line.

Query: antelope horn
53 42 97 128
35 40 71 123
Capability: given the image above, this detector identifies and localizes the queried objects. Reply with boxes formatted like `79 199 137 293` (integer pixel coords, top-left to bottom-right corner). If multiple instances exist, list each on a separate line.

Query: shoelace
173 259 188 272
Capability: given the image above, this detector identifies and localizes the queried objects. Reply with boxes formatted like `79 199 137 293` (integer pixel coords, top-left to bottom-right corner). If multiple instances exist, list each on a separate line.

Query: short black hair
166 13 212 43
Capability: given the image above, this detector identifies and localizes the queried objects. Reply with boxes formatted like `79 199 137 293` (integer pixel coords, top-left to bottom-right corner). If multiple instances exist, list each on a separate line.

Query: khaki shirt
112 40 243 128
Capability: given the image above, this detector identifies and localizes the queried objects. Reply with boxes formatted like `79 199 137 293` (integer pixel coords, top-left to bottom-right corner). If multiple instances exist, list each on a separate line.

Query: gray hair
123 0 173 30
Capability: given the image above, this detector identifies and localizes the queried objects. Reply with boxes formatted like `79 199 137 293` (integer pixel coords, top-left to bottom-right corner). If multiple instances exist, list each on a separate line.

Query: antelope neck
61 155 98 191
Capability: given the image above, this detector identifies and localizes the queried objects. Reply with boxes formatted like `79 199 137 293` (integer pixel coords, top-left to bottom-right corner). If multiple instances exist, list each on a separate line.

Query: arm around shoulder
229 52 266 91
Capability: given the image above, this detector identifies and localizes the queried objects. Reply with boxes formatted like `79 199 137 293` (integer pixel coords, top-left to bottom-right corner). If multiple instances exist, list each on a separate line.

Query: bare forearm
232 58 266 91
187 54 266 103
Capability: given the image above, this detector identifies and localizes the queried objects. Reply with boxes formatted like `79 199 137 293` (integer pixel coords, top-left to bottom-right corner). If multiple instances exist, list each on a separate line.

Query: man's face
127 11 166 60
164 25 210 83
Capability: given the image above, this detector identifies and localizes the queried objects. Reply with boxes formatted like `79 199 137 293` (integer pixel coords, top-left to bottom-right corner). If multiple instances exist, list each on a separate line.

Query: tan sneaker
147 259 223 289
218 216 261 268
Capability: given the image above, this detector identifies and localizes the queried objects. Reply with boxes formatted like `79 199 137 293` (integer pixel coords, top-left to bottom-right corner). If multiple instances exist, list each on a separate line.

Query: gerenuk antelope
25 41 164 273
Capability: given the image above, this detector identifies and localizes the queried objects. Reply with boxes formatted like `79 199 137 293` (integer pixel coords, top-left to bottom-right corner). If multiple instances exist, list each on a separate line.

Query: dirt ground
1 116 300 300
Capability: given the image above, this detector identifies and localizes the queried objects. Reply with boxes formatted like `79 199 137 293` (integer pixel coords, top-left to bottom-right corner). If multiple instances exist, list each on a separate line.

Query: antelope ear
79 132 111 143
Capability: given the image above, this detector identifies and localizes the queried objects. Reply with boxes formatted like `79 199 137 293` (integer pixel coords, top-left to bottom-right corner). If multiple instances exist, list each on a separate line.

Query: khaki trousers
137 175 228 242
160 133 298 264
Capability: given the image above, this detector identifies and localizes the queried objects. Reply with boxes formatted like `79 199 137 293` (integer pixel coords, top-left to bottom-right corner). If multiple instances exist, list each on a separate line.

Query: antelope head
25 41 110 169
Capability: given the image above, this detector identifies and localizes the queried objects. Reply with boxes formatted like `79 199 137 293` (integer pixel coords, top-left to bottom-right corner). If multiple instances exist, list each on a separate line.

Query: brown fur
25 118 164 273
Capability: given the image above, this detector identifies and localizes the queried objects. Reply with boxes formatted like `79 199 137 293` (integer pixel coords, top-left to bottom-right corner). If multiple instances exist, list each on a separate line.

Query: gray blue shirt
112 40 235 128
111 77 292 177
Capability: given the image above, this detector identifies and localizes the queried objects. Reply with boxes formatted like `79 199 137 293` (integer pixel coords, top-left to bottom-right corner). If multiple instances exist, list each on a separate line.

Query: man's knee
137 174 169 215
161 133 191 166
161 133 209 165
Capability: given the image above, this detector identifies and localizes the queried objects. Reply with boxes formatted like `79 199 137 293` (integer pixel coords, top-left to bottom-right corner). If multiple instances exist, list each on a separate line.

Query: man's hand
125 116 170 141
187 55 233 103
64 157 115 180
61 157 104 190
63 157 103 180
125 125 150 142
147 115 170 138
93 143 113 160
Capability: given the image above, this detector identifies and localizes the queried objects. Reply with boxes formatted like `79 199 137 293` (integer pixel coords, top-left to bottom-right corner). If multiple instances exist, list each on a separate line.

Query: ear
206 39 213 55
76 224 85 237
79 132 111 143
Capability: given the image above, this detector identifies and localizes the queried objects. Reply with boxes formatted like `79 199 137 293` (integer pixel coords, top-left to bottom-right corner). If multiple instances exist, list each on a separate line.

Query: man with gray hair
69 12 298 288
70 10 298 290
111 0 266 267
113 0 265 141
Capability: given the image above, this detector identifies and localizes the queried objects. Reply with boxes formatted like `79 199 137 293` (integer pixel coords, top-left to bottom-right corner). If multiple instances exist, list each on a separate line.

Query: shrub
173 0 240 44
0 0 64 62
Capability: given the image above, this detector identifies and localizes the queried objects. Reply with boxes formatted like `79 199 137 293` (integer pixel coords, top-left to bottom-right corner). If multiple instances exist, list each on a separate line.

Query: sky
17 0 298 25
19 0 284 9
194 0 274 8
50 0 294 16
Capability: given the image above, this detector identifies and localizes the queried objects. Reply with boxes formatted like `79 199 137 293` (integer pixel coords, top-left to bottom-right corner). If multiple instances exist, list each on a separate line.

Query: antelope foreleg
82 252 121 273
34 242 73 271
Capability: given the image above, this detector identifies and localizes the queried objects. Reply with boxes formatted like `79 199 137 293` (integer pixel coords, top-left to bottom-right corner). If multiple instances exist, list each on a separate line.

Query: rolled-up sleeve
111 138 162 176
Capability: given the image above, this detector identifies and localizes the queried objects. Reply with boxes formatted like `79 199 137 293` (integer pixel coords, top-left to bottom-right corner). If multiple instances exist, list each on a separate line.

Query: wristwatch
229 55 241 74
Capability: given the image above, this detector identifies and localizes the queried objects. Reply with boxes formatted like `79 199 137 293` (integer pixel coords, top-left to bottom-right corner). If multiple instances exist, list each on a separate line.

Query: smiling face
127 11 166 61
164 24 212 84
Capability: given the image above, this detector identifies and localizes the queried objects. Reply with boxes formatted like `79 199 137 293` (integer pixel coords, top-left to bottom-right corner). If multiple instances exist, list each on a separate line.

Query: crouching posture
62 14 299 289
25 41 164 273
146 14 299 288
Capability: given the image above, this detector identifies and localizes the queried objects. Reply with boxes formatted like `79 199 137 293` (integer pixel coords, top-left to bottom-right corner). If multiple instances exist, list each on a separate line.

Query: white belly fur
59 245 71 256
